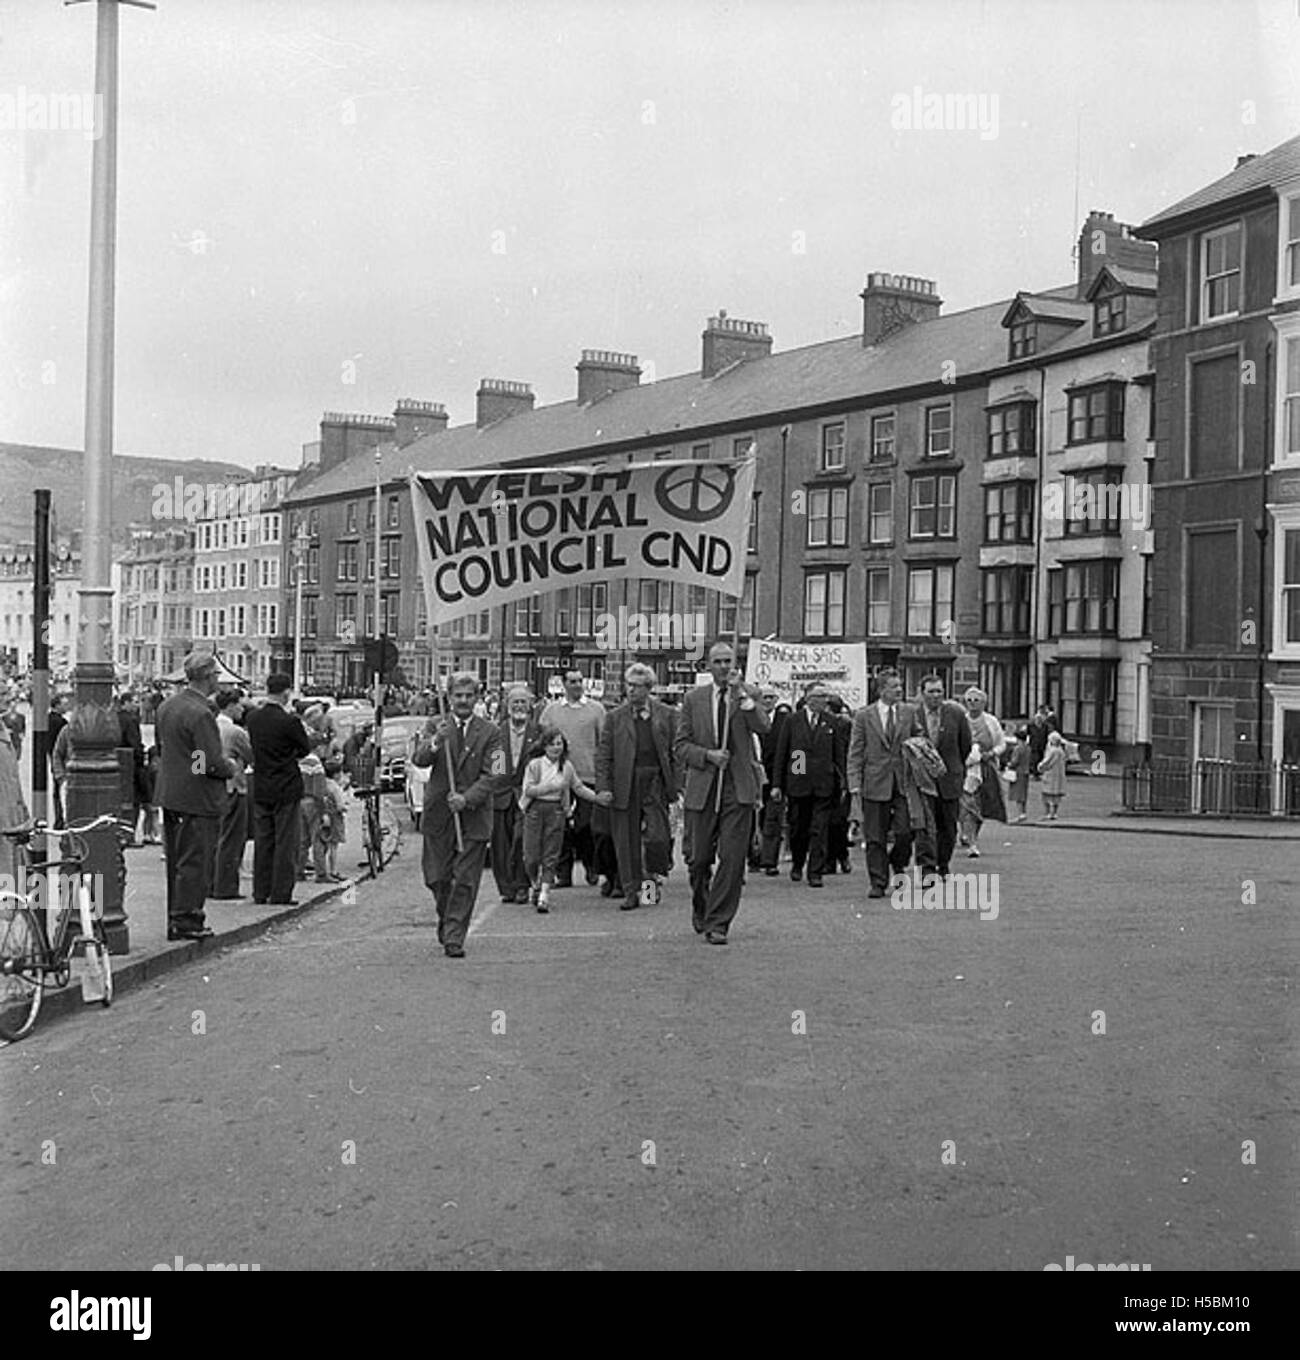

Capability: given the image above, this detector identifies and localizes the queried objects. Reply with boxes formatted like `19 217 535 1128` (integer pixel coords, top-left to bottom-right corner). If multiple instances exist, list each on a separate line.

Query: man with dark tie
914 672 972 882
491 686 540 904
675 641 770 944
409 671 503 959
596 663 678 912
847 667 919 899
774 683 847 888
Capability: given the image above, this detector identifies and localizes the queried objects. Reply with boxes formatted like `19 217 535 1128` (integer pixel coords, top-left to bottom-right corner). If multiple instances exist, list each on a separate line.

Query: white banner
748 639 870 710
411 459 756 625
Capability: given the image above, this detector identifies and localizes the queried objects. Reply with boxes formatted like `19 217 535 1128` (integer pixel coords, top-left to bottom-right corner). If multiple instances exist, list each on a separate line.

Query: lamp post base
64 660 130 954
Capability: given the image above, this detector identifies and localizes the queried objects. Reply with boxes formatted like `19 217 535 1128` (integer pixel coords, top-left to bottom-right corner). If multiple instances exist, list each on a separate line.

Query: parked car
405 728 430 829
377 715 423 792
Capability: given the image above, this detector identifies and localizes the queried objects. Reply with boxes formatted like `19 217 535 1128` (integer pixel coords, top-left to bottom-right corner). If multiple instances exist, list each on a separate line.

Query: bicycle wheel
378 801 402 867
365 802 382 877
0 901 44 1041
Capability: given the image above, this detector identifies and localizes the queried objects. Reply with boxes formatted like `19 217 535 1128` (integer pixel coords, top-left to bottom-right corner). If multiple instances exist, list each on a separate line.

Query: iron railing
1122 759 1300 816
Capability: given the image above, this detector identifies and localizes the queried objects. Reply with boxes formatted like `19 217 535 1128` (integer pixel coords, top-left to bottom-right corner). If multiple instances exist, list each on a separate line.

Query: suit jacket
774 708 846 799
917 699 973 801
154 687 234 817
411 714 502 842
675 682 770 811
493 717 541 810
245 702 312 805
847 700 920 803
597 698 678 810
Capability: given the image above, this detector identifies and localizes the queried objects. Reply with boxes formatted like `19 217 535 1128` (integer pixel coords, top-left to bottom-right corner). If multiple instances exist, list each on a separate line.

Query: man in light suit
675 640 770 944
847 667 919 899
915 672 972 880
491 686 540 904
596 663 678 912
410 672 503 959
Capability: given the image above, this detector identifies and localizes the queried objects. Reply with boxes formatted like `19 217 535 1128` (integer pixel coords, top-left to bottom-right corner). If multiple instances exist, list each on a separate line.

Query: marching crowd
14 647 1068 953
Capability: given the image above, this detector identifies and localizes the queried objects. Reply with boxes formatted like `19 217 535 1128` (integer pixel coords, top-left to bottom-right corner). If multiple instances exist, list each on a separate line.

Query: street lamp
64 0 155 956
293 521 310 694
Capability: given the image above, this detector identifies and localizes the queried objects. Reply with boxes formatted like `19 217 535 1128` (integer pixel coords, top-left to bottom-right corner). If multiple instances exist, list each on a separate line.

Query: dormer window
1010 319 1036 359
1094 292 1126 336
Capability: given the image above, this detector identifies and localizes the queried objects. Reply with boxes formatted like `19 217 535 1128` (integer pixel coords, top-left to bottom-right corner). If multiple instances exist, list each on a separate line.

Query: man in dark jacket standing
753 688 790 876
847 668 920 899
774 683 847 888
245 673 311 906
154 651 234 940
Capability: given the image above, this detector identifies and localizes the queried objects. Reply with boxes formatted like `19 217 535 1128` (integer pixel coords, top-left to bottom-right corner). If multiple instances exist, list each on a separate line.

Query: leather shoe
444 943 465 958
599 880 616 898
692 919 705 934
763 867 778 876
868 886 886 898
619 898 639 911
807 874 824 888
704 930 728 946
167 926 213 942
839 860 852 875
584 868 599 886
790 868 803 882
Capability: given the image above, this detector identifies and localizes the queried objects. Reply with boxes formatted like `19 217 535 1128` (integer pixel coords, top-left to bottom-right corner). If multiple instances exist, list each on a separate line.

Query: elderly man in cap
491 685 540 903
153 650 235 940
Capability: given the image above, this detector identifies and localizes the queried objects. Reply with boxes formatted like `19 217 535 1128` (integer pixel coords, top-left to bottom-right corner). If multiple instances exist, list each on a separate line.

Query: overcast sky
3 0 1299 470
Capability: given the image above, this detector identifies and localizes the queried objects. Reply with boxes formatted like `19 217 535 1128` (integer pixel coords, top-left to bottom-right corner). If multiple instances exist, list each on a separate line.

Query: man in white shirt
540 669 606 890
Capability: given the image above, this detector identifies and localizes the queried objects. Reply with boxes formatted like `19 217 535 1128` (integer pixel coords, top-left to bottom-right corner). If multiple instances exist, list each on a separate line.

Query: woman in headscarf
958 687 1007 858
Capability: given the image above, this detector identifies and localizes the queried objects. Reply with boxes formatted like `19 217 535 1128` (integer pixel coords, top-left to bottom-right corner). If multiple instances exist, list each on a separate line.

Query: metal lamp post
63 0 154 955
292 522 309 693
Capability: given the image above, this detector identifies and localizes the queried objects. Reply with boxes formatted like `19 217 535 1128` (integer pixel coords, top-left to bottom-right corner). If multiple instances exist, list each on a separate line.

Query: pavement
26 790 399 1029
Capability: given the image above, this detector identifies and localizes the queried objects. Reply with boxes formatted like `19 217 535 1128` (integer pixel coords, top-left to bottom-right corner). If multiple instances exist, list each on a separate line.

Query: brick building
1136 132 1300 809
116 526 194 682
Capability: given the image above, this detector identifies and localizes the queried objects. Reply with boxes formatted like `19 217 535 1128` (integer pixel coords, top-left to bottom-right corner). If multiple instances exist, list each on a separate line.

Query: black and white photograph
1 0 1298 1306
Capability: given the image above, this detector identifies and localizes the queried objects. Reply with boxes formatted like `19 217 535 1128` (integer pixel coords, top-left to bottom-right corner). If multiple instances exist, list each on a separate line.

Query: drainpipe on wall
1256 340 1272 765
775 425 790 637
1034 364 1048 715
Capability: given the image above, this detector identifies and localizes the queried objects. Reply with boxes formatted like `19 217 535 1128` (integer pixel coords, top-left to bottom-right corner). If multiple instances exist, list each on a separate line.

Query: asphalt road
2 817 1296 1271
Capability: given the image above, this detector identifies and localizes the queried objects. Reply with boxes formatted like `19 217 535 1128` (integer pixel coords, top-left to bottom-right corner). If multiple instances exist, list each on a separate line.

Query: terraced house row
107 132 1300 793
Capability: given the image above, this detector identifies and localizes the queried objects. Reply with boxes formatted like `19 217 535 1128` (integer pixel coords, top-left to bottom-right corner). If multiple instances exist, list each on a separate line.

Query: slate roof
1139 132 1300 233
287 282 1151 503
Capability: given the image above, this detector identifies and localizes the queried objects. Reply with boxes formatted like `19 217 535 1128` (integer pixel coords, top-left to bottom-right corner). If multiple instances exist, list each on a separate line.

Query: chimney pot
1235 152 1258 169
701 313 773 377
576 350 641 404
860 273 942 345
476 379 535 428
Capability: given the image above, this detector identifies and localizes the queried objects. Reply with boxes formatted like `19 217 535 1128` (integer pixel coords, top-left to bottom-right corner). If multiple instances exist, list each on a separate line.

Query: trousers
162 809 219 930
522 801 567 885
490 800 528 898
787 792 836 876
686 773 753 936
252 799 301 904
609 767 671 906
212 789 247 897
862 786 913 891
425 835 490 949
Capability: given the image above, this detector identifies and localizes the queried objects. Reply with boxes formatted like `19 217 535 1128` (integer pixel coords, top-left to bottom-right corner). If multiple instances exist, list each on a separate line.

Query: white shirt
877 698 897 732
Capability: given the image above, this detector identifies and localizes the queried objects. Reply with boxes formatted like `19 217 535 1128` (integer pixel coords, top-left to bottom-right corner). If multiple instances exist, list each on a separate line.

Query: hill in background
0 442 252 549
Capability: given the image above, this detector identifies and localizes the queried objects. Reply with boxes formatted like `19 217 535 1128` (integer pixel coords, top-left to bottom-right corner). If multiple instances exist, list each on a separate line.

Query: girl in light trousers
520 728 609 913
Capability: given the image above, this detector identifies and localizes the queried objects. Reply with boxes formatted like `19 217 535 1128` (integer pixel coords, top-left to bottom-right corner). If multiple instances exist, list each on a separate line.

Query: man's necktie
885 705 895 743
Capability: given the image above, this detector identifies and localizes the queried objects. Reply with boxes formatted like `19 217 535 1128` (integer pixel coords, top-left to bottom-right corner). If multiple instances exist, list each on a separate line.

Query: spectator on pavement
154 650 234 941
1005 727 1033 823
47 694 69 830
245 673 311 906
1038 730 1068 820
0 717 29 886
211 689 253 899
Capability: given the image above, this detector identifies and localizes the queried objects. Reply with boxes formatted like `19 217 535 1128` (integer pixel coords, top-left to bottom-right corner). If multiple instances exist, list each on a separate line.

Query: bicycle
353 785 402 877
0 813 132 1042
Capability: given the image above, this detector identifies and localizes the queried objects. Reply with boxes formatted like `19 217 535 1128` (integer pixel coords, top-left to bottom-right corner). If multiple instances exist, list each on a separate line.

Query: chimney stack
701 312 772 378
319 412 396 473
1076 210 1157 294
476 379 534 428
576 349 641 404
393 398 449 448
860 273 942 347
1236 153 1258 169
